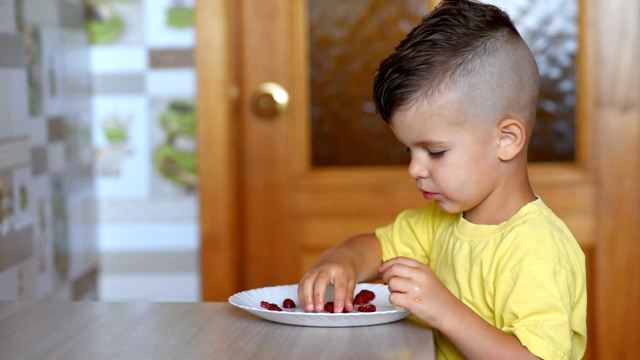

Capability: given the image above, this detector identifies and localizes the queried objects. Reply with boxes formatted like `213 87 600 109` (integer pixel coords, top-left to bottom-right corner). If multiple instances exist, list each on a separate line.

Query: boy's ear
496 118 526 161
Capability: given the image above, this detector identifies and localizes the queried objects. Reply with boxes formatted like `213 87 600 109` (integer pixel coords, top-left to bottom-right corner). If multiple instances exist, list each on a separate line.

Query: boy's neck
463 167 536 225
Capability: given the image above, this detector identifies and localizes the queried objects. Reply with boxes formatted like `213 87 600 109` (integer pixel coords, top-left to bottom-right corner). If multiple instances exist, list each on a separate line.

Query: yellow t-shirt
375 198 587 360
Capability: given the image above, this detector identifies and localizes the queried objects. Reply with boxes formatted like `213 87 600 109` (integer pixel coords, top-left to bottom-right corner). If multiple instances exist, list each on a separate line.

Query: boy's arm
380 257 540 360
298 233 382 313
439 298 541 359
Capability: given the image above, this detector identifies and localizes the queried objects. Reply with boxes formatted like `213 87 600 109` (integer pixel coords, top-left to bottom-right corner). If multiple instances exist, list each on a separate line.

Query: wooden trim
583 245 596 360
289 163 592 186
290 0 311 176
196 0 240 301
592 0 640 357
576 0 595 172
236 0 299 289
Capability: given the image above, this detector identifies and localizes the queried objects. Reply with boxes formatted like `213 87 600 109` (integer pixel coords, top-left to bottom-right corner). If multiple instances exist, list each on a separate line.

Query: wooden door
196 0 639 359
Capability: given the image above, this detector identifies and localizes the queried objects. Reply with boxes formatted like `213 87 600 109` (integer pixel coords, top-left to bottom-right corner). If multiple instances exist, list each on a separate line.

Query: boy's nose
407 156 429 180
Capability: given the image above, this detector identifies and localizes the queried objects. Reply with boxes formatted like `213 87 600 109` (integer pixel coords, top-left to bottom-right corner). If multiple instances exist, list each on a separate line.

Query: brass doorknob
251 82 289 119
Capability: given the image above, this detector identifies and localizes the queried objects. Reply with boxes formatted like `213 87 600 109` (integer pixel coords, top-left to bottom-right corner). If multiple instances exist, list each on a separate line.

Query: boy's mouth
416 179 437 200
421 191 437 200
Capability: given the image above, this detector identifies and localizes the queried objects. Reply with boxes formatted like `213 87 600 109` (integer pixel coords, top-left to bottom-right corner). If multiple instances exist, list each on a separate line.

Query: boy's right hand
297 233 382 314
297 248 358 313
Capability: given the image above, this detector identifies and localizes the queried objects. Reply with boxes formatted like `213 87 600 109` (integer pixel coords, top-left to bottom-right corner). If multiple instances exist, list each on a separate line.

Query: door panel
196 0 640 358
234 0 596 287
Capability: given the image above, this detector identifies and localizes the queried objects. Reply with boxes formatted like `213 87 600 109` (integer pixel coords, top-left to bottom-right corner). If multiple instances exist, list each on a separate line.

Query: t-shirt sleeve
494 263 587 360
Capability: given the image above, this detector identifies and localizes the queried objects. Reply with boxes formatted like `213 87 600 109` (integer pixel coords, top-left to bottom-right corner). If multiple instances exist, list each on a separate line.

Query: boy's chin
434 200 464 215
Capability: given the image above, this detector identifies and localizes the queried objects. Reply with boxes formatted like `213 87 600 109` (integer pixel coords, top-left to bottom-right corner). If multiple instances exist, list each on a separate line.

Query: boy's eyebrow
414 140 450 147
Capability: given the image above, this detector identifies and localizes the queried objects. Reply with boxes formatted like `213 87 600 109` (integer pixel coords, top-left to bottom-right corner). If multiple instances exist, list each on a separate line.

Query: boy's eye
429 151 445 159
406 147 445 159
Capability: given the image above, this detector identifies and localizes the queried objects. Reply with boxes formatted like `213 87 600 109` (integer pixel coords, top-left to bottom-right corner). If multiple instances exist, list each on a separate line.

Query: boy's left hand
379 256 458 329
380 257 541 359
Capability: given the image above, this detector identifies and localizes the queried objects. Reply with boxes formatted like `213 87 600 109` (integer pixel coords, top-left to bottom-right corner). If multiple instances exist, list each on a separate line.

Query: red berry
324 301 349 313
260 300 283 311
357 304 376 312
354 289 375 304
324 301 334 313
361 289 375 301
354 292 370 305
283 298 296 309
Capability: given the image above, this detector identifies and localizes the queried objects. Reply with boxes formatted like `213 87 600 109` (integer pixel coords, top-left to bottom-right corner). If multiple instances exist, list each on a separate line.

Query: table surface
0 301 435 360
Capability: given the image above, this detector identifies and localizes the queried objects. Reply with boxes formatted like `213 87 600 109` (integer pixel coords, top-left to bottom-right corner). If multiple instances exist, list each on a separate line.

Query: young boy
297 0 587 359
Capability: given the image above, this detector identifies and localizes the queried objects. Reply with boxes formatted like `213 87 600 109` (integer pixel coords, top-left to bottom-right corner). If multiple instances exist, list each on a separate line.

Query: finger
385 275 415 296
312 274 332 312
344 279 356 312
332 280 348 313
380 262 418 285
298 272 319 312
378 256 419 273
332 278 356 313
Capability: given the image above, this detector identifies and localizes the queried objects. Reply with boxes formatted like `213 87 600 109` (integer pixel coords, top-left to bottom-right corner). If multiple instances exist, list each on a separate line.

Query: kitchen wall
87 0 199 302
0 0 97 301
0 0 200 302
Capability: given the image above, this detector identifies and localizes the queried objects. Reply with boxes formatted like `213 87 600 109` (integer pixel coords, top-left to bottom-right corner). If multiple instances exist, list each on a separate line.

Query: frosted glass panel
308 0 578 166
485 0 578 161
308 0 426 166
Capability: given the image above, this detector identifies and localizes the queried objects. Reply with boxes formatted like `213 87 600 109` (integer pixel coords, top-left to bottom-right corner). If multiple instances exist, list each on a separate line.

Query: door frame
195 0 241 302
195 0 640 358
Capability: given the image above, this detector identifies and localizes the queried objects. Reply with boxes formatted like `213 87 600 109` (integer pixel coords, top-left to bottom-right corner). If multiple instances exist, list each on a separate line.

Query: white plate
228 283 410 327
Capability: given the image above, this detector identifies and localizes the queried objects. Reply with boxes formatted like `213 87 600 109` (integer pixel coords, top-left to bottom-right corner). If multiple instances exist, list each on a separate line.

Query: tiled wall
0 0 200 302
0 0 97 301
87 0 199 302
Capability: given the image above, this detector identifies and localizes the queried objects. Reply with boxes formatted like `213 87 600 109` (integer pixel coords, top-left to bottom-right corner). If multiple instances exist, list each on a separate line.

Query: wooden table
0 301 435 359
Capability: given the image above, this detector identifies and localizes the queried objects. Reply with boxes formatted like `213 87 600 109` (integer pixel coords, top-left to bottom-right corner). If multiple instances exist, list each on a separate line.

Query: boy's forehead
392 90 468 125
390 96 456 141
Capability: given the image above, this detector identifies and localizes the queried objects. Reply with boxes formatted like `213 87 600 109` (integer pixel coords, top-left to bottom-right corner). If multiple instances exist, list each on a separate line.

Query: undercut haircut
373 0 539 127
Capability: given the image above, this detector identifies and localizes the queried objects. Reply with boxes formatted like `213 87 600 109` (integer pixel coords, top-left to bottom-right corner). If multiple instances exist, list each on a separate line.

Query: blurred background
0 0 198 302
0 1 638 358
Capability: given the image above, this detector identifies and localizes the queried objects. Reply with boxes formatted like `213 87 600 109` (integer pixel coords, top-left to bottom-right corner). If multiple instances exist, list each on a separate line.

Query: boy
297 0 587 359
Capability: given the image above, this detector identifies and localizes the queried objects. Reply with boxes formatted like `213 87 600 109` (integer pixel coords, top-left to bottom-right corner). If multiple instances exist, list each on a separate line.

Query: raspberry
324 301 349 313
360 289 376 301
324 301 334 313
354 289 375 305
353 292 370 305
283 298 296 309
260 300 283 311
357 304 376 312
